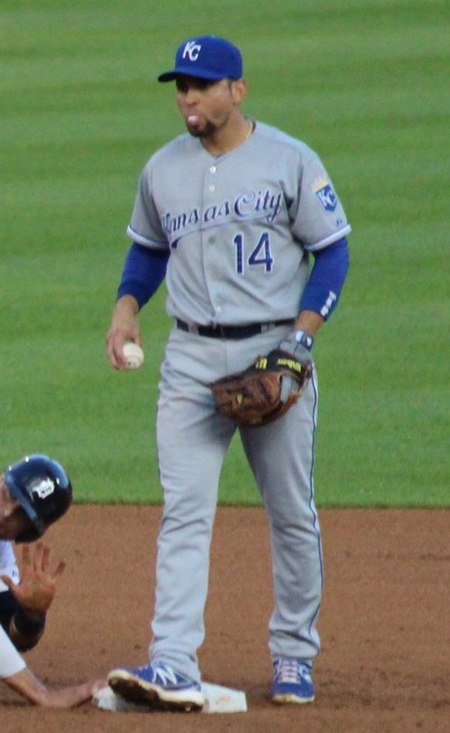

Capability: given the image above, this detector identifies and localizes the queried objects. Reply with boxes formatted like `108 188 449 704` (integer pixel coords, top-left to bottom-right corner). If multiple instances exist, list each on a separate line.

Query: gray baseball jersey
127 121 350 325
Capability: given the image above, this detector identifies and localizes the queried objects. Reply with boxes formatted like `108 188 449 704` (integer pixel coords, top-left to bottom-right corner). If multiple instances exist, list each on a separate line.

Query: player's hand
106 295 141 370
5 667 107 708
38 678 107 708
0 542 65 617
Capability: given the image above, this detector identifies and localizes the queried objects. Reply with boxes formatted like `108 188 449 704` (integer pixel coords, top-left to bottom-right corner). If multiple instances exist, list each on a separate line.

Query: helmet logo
31 478 55 500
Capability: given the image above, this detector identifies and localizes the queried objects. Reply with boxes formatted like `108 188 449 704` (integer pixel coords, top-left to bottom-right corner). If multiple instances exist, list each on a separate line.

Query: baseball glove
211 349 312 427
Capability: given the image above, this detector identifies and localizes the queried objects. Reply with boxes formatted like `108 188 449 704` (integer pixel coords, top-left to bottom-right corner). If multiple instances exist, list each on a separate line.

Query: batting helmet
4 454 73 543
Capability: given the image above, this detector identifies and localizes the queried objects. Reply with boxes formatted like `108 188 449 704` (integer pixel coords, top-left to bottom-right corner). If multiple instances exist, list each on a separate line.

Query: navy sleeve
117 243 169 310
299 237 350 319
0 590 21 633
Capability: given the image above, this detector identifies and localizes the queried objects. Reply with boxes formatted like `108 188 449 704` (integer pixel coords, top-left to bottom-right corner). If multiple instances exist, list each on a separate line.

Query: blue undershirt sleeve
117 242 169 310
299 237 350 320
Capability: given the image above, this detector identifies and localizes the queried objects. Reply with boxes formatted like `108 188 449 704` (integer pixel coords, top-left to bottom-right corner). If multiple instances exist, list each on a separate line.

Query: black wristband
13 608 46 637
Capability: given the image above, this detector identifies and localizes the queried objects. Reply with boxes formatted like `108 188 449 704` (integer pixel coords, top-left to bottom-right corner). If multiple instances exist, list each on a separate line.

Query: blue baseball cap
158 36 243 83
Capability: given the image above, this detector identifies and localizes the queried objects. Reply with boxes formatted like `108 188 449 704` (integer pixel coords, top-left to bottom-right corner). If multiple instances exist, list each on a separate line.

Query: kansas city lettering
161 188 283 238
234 190 282 221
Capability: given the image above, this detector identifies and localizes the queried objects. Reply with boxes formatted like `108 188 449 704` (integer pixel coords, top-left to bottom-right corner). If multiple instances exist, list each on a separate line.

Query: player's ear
231 78 247 104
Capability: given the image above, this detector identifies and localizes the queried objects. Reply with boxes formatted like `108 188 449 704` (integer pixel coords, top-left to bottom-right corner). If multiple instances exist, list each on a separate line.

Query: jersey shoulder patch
312 177 338 212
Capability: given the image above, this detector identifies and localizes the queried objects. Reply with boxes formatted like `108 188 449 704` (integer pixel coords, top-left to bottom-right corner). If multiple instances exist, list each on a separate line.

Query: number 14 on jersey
233 232 274 274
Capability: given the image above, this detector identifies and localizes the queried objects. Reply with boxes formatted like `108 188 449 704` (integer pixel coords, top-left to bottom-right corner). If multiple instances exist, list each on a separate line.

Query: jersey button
209 166 217 174
209 184 215 192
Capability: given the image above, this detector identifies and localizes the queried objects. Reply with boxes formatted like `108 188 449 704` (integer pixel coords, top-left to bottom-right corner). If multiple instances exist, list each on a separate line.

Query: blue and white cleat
271 657 315 704
107 662 204 712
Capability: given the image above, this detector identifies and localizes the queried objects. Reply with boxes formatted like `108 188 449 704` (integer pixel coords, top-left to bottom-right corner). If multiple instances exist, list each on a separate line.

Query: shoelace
275 659 308 683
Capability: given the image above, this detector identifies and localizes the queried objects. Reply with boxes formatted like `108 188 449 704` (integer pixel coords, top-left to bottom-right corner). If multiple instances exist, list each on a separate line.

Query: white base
202 683 247 713
92 682 247 714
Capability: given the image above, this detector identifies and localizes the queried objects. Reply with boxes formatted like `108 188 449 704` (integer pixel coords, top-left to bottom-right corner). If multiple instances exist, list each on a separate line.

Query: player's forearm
299 237 350 322
292 237 350 343
107 295 141 369
114 294 140 318
117 242 168 308
4 666 49 705
109 295 141 337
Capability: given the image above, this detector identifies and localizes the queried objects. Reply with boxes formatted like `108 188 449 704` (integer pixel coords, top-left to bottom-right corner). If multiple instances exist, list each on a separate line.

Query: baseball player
0 454 104 707
106 35 350 711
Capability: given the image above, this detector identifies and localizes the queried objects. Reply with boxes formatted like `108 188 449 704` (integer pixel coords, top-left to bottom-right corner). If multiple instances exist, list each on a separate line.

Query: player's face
175 76 246 139
0 476 32 540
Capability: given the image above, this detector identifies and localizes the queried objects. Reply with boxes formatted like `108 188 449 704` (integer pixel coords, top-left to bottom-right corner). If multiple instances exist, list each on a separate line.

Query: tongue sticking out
188 115 200 125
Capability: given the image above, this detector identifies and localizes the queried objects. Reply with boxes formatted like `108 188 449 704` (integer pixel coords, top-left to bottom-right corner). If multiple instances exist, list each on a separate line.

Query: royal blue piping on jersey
117 242 169 309
299 237 349 320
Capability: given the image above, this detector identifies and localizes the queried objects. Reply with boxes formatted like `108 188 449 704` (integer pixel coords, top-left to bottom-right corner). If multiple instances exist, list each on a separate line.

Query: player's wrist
280 329 314 357
293 329 314 351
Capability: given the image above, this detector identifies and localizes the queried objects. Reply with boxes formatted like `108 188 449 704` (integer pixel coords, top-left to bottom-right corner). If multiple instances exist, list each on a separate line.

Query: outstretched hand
0 542 65 617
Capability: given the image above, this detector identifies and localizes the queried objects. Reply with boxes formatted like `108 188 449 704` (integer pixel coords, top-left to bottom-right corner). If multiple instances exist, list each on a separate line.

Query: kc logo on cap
182 40 202 62
158 35 243 83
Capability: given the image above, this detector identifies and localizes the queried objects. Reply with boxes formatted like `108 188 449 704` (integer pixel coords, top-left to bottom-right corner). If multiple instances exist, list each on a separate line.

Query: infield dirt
1 506 448 732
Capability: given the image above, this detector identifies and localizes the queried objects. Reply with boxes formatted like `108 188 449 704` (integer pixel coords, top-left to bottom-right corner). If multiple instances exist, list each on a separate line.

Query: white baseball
122 342 144 370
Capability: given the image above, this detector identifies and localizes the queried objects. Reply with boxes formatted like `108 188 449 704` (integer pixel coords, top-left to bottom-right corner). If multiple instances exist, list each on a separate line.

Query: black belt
176 318 294 340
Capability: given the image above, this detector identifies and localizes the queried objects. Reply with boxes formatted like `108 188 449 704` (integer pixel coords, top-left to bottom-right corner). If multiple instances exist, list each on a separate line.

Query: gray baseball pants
149 324 323 683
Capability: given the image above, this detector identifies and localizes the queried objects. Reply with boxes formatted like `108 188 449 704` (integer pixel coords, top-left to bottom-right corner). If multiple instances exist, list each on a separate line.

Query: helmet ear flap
4 455 73 543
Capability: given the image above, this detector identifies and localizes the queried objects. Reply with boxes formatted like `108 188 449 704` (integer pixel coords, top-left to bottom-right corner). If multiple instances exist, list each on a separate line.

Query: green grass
1 0 448 506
